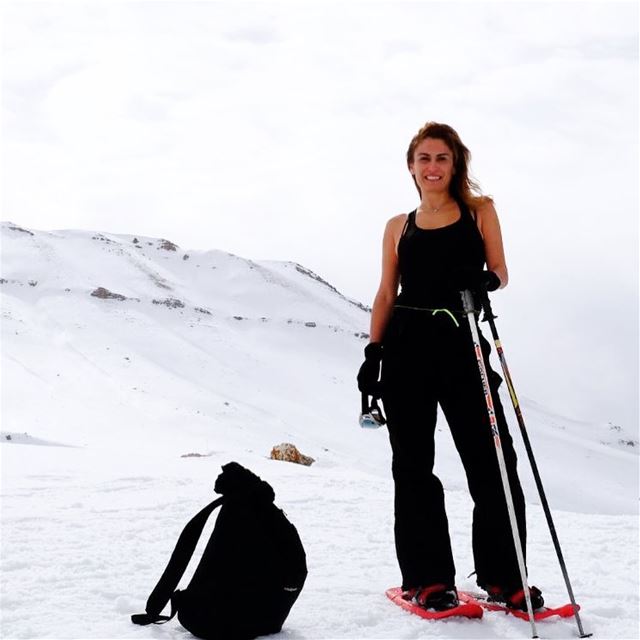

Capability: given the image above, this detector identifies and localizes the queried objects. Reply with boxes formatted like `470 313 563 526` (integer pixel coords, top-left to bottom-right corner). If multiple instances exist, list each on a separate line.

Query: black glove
450 267 500 293
357 342 383 398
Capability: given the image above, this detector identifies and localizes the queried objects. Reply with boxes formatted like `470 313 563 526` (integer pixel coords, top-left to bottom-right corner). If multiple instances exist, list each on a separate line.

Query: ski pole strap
131 497 225 625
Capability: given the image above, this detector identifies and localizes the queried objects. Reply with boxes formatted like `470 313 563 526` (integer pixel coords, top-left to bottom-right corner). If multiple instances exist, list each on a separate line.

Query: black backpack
131 462 307 640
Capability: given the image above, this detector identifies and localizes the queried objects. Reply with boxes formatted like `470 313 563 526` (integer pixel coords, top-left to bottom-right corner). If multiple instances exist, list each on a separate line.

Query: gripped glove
450 267 501 293
357 342 383 398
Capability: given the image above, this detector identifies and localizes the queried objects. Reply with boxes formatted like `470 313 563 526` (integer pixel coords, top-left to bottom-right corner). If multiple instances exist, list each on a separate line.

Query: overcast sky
2 1 638 431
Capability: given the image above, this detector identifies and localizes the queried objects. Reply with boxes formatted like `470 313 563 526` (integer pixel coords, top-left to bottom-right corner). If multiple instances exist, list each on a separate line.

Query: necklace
418 199 453 215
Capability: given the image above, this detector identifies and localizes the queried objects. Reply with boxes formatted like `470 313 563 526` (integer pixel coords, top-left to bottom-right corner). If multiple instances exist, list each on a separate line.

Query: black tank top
395 200 486 312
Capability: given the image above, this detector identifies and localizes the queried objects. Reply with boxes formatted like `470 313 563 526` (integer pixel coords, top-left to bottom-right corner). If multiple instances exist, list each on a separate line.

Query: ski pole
460 289 539 639
478 289 591 638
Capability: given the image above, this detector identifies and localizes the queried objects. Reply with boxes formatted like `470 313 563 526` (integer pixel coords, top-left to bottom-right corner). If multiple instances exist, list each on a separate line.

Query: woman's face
409 137 455 196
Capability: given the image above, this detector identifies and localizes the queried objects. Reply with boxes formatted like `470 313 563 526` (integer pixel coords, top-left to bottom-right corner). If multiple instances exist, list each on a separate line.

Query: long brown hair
406 122 492 209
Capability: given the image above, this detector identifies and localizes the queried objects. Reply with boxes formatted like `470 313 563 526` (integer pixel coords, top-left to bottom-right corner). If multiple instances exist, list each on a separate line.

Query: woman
357 122 543 612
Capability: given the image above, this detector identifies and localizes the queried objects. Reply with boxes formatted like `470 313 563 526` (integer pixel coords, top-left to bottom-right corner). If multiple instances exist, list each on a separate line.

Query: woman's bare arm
477 200 508 288
369 215 404 342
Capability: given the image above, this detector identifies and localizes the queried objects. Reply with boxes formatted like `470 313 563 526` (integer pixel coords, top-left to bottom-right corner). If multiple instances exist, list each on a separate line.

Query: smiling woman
404 123 508 289
357 121 543 614
365 122 508 346
407 124 483 213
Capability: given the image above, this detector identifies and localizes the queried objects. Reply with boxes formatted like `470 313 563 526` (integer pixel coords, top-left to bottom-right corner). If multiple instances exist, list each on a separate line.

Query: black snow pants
381 307 527 591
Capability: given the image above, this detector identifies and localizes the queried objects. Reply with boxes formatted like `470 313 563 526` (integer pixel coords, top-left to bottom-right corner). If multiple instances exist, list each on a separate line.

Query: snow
1 221 638 640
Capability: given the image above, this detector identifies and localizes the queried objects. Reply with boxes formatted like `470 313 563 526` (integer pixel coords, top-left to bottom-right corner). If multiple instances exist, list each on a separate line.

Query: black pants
381 308 527 591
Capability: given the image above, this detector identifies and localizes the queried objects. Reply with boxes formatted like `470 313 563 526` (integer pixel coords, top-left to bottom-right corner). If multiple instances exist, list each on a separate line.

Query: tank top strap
400 209 417 240
457 198 476 224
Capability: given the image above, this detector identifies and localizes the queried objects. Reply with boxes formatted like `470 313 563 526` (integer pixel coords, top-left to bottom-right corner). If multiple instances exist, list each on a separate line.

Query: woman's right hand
357 342 384 398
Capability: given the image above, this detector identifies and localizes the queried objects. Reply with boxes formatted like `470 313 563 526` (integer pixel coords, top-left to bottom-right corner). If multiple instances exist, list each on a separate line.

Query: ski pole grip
460 289 475 314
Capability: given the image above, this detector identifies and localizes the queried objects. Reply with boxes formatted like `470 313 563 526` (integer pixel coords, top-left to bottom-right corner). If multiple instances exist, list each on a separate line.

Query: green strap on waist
394 304 461 328
431 308 460 328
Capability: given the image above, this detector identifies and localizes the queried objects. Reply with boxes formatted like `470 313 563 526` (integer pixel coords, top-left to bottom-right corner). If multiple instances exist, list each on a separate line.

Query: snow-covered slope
1 221 638 640
1 221 371 457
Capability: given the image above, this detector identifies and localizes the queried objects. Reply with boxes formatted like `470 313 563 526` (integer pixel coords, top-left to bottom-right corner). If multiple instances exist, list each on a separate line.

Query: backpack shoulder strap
131 496 225 626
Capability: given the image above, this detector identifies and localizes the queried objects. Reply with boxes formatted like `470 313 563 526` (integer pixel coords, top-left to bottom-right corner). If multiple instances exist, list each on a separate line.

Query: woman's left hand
449 267 501 292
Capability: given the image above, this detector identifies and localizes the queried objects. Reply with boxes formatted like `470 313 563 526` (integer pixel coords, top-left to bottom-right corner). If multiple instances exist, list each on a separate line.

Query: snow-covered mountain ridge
1 221 369 326
1 220 374 453
1 221 638 640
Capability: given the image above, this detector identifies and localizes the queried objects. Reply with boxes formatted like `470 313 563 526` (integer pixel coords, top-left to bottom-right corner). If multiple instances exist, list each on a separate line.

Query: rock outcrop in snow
270 443 315 466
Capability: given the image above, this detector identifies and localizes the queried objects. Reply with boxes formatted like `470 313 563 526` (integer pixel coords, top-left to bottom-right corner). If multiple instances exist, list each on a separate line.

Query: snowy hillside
1 221 371 456
1 221 638 640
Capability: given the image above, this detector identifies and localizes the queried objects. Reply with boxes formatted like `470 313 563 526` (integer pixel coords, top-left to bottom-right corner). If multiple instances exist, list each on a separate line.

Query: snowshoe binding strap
486 585 544 612
507 586 544 611
405 584 459 611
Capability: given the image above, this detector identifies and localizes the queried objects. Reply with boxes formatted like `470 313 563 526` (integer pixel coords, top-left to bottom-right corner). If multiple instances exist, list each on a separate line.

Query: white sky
1 0 638 430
